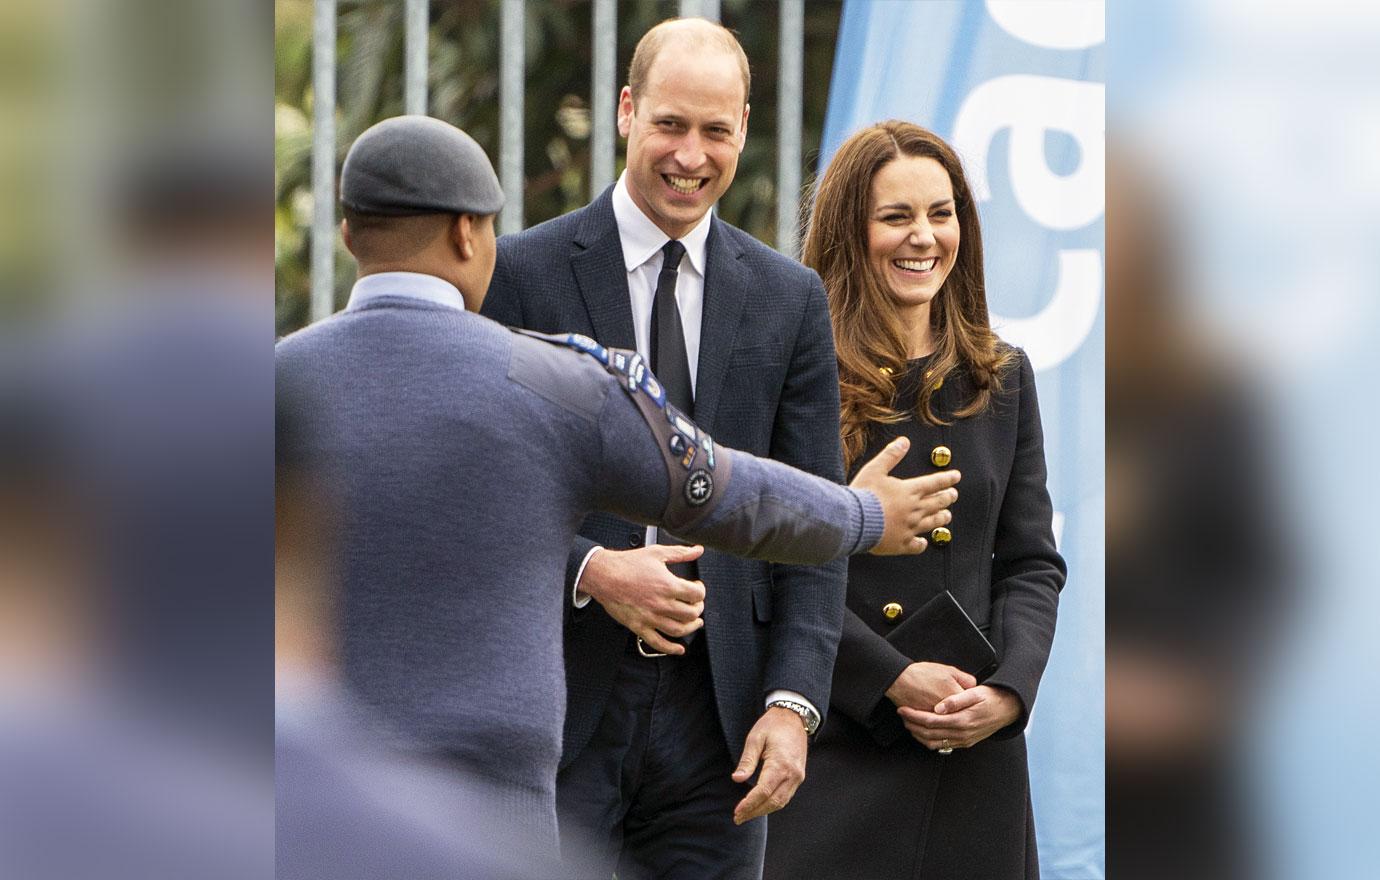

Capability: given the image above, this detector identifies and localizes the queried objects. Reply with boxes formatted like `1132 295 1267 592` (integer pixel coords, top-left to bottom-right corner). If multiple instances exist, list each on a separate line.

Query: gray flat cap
340 115 505 216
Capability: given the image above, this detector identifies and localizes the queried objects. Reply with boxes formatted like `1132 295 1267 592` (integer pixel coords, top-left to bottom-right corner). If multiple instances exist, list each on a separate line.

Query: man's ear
737 103 750 153
451 213 475 261
340 218 354 255
617 86 635 138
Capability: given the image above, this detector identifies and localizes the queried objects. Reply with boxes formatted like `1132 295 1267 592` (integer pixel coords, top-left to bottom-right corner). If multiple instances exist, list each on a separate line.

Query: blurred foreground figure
0 376 266 880
276 115 959 854
275 397 548 879
1107 155 1286 880
0 119 270 879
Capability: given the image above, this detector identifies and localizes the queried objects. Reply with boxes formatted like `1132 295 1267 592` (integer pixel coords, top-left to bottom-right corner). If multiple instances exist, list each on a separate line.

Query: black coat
765 349 1066 880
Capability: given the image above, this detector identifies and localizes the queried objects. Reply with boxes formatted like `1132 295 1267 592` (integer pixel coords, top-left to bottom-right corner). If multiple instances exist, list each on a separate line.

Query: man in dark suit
481 18 849 879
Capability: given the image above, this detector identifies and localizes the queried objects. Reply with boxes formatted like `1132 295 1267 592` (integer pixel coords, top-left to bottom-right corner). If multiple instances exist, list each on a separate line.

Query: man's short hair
340 206 458 262
627 18 751 107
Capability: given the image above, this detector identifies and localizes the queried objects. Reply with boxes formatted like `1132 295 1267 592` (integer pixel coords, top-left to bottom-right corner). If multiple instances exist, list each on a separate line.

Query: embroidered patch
685 469 713 506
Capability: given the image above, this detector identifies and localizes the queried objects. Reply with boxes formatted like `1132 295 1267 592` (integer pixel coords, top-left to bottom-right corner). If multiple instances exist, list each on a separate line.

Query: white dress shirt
345 271 467 312
571 174 818 726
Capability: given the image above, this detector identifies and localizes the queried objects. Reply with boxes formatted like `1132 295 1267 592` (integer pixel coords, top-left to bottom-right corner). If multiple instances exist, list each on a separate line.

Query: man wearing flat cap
336 115 504 312
276 115 958 854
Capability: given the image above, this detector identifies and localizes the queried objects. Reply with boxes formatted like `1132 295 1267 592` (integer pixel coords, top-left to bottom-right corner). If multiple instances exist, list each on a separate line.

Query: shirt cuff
571 546 604 609
765 689 820 728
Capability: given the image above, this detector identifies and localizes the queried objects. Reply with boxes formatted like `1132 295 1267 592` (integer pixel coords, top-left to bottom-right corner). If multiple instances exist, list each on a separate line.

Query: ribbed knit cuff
848 488 886 554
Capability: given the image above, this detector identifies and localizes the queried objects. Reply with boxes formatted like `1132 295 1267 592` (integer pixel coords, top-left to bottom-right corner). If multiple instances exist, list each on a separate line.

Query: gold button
930 445 952 467
930 526 952 545
882 602 903 621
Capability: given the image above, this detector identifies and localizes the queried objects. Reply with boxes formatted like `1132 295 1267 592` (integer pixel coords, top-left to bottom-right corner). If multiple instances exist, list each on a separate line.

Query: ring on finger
937 738 954 755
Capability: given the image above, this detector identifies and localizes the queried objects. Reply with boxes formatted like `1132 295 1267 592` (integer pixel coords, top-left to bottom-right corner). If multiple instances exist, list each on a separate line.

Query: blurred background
1109 2 1380 878
274 0 845 335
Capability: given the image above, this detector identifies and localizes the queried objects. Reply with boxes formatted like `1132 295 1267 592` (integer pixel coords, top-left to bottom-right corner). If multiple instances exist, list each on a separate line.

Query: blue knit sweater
276 295 882 843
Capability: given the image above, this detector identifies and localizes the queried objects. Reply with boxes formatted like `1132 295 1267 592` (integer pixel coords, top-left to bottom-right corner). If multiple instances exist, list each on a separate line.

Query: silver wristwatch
767 698 820 736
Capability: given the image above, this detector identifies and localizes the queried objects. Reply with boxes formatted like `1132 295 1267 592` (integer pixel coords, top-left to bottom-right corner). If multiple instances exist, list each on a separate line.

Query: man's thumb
852 436 909 484
662 544 705 564
733 737 763 781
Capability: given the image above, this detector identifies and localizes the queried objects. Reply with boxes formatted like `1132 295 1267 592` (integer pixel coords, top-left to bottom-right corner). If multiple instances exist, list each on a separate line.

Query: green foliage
275 0 842 336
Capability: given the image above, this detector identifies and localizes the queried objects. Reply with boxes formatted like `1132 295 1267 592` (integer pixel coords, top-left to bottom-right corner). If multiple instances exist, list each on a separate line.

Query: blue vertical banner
822 2 1104 877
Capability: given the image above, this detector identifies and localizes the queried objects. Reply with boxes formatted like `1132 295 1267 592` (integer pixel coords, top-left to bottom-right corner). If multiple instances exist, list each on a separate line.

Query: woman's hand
885 662 975 712
896 685 1021 751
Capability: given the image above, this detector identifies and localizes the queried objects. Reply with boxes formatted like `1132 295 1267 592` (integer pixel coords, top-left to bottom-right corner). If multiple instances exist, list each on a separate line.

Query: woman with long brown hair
764 121 1066 879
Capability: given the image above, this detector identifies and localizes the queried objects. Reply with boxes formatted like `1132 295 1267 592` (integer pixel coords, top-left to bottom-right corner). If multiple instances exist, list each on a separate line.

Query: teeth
894 258 937 272
664 175 704 194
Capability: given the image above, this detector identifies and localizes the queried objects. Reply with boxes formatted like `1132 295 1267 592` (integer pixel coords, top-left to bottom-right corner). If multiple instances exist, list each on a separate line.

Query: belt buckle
636 637 669 658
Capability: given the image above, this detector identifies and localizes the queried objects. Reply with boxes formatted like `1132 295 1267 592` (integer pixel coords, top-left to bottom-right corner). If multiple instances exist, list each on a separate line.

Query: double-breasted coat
765 347 1067 880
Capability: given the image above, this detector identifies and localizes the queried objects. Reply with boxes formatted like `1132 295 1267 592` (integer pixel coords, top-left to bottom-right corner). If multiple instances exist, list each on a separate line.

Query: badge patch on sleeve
641 373 666 407
595 345 730 531
700 433 715 468
685 469 714 506
565 333 609 365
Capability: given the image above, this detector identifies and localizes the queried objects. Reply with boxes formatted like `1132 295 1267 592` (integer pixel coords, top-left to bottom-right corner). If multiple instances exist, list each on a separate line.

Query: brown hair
804 120 1015 468
627 18 751 107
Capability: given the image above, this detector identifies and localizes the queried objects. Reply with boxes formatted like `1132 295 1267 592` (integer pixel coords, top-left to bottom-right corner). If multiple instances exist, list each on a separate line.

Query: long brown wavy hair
804 120 1015 469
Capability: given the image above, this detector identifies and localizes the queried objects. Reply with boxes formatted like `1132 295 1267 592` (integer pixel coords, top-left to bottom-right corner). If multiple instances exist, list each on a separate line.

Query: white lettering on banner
953 72 1104 372
985 0 1105 50
991 250 1101 373
954 76 1104 230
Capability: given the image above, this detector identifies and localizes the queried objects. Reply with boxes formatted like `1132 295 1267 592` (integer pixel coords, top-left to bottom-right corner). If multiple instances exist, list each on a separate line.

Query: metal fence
310 0 807 323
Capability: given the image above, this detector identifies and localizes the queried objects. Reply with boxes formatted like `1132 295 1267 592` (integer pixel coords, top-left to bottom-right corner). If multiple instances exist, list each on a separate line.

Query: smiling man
481 17 850 880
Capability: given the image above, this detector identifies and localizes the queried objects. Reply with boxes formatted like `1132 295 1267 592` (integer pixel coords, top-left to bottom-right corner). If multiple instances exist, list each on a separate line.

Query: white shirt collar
611 173 711 277
345 272 467 312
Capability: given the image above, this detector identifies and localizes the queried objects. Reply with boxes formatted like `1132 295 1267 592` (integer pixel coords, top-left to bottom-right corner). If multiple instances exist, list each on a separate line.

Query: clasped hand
577 544 706 655
887 662 1020 751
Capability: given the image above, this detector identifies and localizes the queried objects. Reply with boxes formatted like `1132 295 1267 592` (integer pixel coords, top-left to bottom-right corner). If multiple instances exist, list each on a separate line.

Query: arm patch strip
512 329 731 532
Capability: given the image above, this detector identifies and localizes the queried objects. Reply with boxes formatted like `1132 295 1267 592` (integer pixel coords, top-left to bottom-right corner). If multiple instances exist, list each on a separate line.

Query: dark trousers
556 636 766 880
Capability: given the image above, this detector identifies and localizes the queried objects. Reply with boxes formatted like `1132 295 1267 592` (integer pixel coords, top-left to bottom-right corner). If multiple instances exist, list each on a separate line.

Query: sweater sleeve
589 376 886 564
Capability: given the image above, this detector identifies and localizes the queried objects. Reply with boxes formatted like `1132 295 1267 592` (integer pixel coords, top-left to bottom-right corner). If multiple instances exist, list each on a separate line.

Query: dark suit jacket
481 190 848 766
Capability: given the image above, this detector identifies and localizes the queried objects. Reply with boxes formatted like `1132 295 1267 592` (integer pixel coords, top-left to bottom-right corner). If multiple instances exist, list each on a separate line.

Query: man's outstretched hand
850 437 960 555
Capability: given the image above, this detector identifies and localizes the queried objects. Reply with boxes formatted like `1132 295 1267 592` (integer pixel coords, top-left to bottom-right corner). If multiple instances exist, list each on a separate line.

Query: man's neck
354 264 476 312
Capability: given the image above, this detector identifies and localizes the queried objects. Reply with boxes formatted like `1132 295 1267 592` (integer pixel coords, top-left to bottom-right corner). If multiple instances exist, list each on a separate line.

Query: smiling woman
763 120 1066 880
867 154 962 351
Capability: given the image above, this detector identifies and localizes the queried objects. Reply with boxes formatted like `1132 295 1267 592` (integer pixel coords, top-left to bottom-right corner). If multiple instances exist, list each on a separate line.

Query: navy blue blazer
481 190 848 765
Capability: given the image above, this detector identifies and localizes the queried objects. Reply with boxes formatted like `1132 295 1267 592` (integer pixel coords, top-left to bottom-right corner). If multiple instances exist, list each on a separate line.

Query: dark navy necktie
649 239 693 417
647 239 699 644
